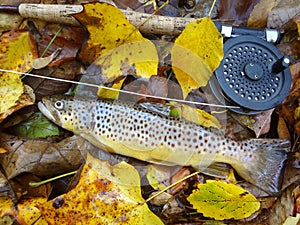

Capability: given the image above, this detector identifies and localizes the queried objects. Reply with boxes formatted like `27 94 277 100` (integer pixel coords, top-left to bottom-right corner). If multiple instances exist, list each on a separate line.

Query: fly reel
209 34 291 114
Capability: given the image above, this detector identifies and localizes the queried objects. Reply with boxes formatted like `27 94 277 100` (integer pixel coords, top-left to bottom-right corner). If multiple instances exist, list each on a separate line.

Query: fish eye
54 101 64 110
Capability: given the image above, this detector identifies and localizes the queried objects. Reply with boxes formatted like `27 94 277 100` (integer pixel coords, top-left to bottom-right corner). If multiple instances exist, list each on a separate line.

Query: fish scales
38 95 290 195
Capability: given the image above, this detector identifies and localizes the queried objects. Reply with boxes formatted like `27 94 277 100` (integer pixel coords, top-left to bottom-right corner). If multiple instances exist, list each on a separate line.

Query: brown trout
38 95 290 194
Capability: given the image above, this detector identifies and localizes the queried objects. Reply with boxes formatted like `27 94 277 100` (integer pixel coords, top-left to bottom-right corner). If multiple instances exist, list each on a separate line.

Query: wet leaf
219 0 260 25
97 77 126 100
0 30 37 122
0 196 48 225
187 180 260 220
247 0 280 28
146 164 171 190
231 109 273 138
74 2 158 83
0 134 85 179
169 102 221 129
9 112 59 138
38 154 163 224
268 0 300 29
32 48 62 69
171 17 223 98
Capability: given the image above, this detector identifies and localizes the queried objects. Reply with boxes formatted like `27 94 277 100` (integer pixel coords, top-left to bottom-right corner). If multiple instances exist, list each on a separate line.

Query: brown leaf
267 0 300 29
218 0 260 25
247 0 280 28
23 61 80 101
38 34 82 67
277 116 291 139
0 134 86 179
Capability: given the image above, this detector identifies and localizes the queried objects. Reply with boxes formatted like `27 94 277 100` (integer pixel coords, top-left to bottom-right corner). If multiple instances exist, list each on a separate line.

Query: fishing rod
0 3 280 42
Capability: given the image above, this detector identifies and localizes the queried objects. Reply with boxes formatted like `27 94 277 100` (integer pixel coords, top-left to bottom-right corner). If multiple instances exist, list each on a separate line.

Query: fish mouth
38 101 56 122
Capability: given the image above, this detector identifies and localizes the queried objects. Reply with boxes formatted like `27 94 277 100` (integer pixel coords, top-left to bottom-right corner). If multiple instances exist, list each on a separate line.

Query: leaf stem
29 170 77 188
208 0 217 17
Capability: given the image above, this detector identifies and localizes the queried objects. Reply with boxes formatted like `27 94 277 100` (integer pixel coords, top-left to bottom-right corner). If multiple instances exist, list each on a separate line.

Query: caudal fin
232 139 290 196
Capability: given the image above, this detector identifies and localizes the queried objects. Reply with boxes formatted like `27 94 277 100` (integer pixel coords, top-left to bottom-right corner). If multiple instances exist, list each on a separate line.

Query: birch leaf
171 17 223 98
74 2 158 85
187 180 260 220
38 154 163 225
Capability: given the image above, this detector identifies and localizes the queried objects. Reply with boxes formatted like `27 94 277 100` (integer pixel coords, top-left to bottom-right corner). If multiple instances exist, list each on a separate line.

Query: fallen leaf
169 102 222 129
146 164 172 190
187 180 260 220
171 17 223 98
0 134 85 179
218 0 260 25
74 2 158 82
231 109 274 138
267 0 300 29
0 30 37 122
38 33 83 67
0 196 48 225
38 154 164 224
97 77 126 100
247 0 280 28
0 85 35 123
9 112 60 138
277 116 291 140
32 48 62 69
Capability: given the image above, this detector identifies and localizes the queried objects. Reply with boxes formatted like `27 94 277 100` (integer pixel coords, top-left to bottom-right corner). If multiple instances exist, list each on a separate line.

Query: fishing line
0 68 240 109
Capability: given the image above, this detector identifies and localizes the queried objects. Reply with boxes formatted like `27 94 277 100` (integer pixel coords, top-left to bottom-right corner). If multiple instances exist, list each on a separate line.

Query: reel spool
209 35 291 114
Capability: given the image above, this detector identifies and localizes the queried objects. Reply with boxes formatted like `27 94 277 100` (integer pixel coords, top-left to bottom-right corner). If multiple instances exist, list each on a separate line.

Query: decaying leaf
171 17 223 98
38 154 163 224
247 0 280 28
74 2 158 85
169 102 221 129
146 164 172 190
0 30 37 122
267 0 300 29
187 180 260 220
218 0 260 25
0 134 85 179
0 196 48 225
32 48 62 69
231 109 273 138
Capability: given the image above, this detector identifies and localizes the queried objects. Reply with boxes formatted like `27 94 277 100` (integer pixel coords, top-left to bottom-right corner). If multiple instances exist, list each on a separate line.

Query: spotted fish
38 95 290 194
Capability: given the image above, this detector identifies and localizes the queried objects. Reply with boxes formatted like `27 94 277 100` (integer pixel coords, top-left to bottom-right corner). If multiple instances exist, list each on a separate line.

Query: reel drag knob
210 35 292 114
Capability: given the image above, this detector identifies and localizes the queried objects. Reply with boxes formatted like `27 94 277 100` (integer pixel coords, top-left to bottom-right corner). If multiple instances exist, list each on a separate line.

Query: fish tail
233 139 290 195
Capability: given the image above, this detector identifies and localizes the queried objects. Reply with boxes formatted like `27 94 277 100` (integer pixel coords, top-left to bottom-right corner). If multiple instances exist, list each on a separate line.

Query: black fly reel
209 35 291 114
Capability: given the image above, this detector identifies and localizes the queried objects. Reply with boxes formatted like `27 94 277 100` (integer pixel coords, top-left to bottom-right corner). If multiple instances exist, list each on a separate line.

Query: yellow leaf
0 196 48 224
0 30 37 122
74 2 158 86
169 102 221 129
97 77 126 100
38 154 163 225
171 17 223 98
146 164 171 190
187 180 260 220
